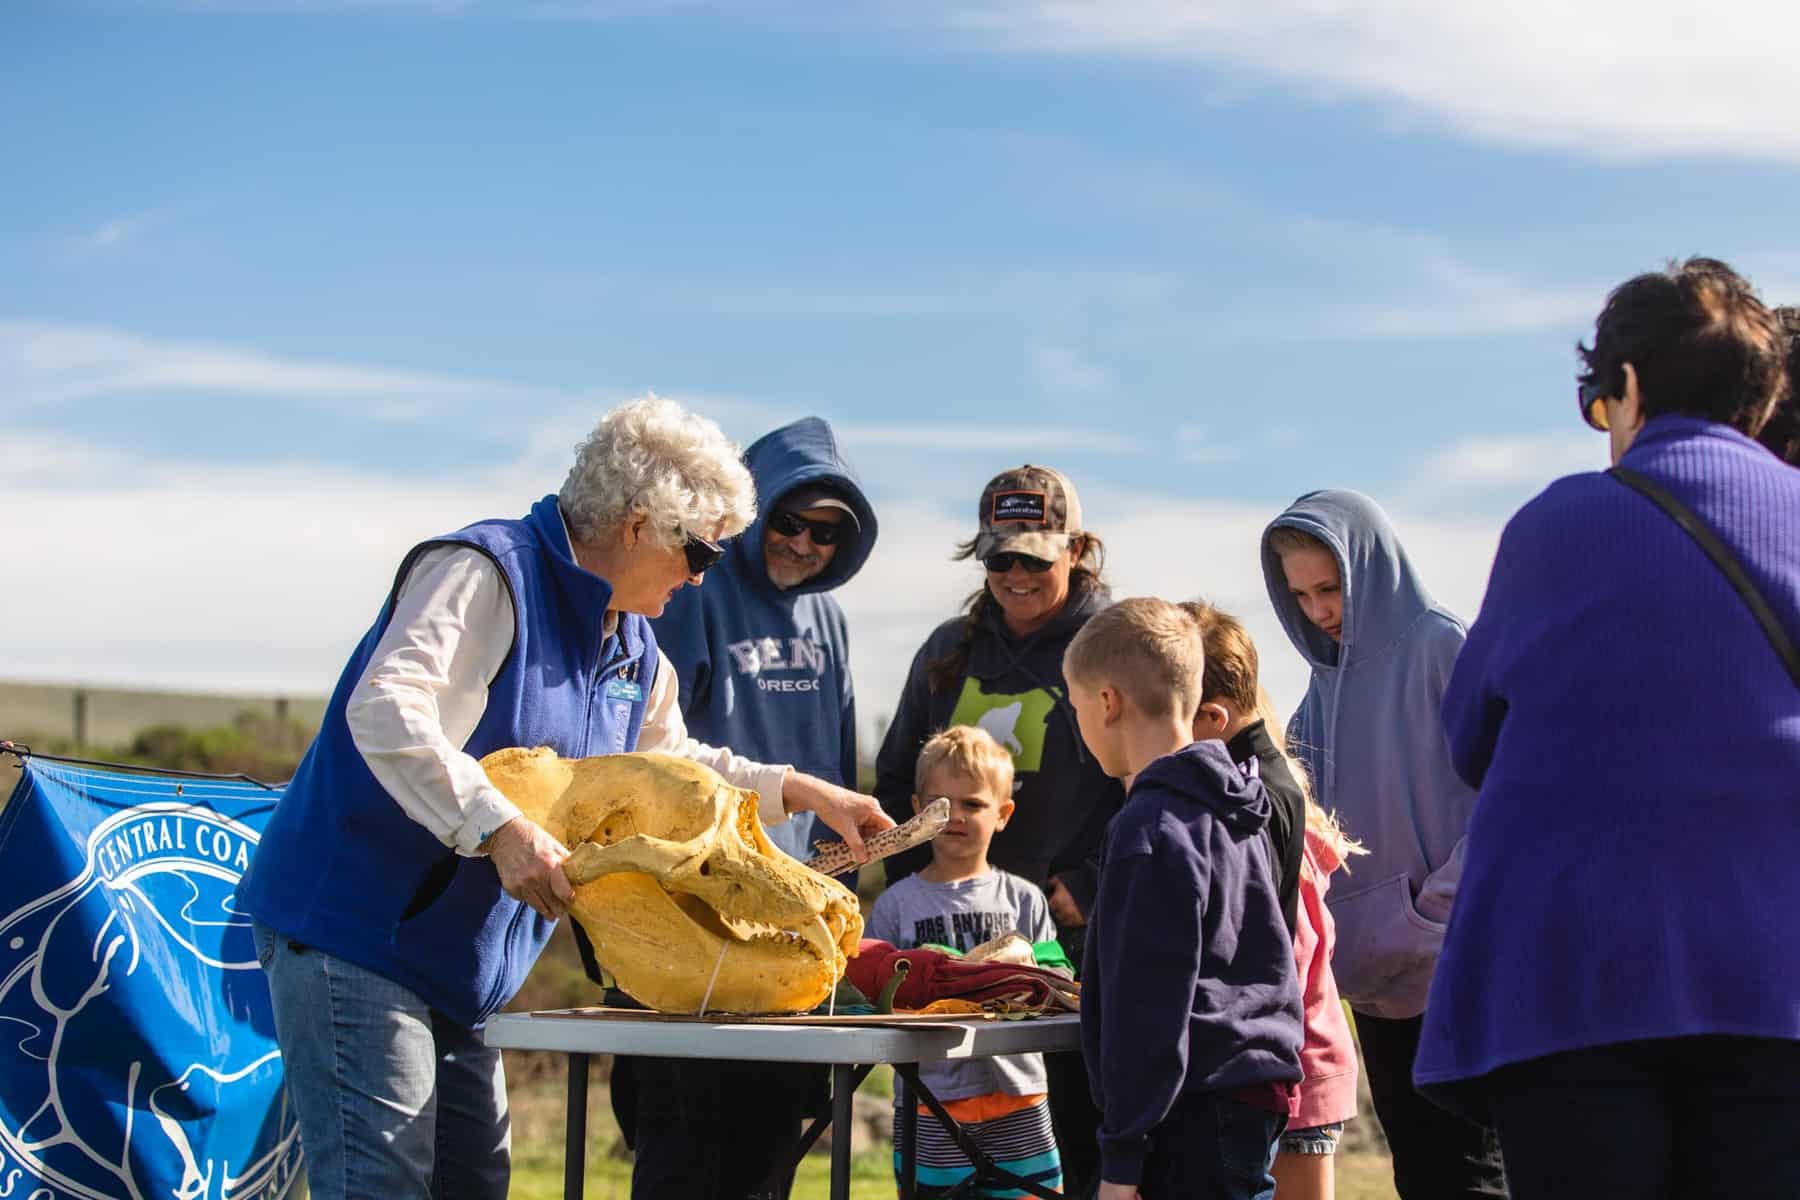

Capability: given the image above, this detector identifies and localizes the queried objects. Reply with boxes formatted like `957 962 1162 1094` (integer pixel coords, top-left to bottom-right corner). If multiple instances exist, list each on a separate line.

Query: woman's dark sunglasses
1577 378 1611 432
767 509 846 545
982 551 1055 574
682 530 725 575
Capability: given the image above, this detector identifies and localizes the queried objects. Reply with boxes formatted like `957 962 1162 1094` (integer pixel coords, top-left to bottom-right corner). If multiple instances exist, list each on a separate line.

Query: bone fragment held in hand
802 796 951 878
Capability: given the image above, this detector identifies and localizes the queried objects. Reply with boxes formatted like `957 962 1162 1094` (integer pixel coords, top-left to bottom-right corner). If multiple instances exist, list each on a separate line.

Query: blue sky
5 0 1797 734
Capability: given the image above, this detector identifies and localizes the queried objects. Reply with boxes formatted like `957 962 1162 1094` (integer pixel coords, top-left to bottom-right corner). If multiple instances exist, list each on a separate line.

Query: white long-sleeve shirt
344 537 791 858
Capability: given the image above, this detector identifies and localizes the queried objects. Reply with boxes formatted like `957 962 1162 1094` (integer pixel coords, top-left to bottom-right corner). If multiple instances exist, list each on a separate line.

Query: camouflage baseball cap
973 465 1084 561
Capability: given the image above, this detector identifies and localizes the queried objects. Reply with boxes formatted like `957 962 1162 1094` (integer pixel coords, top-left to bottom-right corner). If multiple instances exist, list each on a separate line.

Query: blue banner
0 757 302 1200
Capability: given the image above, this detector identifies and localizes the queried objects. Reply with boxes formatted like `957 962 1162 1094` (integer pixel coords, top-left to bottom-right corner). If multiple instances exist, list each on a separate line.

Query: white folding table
483 1008 1082 1199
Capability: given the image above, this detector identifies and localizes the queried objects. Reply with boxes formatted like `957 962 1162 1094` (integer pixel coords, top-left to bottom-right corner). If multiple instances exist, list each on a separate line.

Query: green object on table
917 939 1072 973
875 959 911 1014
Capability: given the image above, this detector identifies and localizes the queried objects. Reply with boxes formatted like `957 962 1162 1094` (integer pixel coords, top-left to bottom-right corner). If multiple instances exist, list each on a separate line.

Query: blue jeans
1279 1121 1345 1156
253 921 510 1200
1130 1092 1285 1200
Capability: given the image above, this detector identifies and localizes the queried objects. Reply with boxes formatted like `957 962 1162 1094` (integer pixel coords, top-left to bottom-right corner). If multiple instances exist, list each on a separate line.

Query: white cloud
146 1 1800 163
1311 252 1601 341
0 321 794 476
1423 432 1605 487
1174 424 1243 465
636 268 1181 320
836 424 1146 454
1262 217 1605 341
1032 346 1111 394
74 214 161 253
1 432 1505 752
0 435 528 696
937 0 1800 163
0 320 546 422
180 0 467 10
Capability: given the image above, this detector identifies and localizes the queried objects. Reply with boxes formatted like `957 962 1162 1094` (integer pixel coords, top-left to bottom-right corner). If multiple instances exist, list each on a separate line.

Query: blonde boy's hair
915 725 1015 798
1179 599 1363 855
1062 597 1204 721
1267 525 1330 558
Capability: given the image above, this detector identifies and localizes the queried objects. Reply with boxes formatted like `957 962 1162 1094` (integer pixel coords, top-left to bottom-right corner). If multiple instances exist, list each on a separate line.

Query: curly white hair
559 394 757 547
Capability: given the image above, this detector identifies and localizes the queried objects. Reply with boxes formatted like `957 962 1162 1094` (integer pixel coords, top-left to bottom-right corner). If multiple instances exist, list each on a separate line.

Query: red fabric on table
844 939 1075 1012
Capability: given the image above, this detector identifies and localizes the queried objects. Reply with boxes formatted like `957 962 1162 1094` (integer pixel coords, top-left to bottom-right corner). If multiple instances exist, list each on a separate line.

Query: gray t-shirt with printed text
864 869 1056 1102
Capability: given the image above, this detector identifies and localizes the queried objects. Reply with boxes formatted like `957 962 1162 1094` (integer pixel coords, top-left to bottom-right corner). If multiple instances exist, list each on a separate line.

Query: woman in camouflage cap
871 463 1120 1196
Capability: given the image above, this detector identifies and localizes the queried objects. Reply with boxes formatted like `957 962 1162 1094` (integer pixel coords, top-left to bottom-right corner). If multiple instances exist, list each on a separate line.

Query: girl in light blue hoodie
1261 490 1504 1200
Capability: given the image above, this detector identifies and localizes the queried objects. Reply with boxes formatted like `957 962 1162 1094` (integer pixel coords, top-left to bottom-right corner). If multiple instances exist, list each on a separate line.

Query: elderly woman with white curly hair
236 394 893 1200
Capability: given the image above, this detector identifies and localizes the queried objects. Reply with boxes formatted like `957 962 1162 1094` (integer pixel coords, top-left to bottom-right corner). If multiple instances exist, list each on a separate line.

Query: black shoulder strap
1608 466 1800 689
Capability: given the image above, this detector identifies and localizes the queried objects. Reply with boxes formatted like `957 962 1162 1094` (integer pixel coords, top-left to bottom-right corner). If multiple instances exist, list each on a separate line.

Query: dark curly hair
1761 306 1800 465
1577 257 1788 439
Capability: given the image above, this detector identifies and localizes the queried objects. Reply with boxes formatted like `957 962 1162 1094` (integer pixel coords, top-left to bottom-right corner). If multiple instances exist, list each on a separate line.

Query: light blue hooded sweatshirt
652 417 877 862
1261 489 1473 1019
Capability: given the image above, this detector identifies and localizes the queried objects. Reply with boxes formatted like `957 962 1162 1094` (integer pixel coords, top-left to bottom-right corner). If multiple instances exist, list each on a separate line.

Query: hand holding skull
483 816 575 921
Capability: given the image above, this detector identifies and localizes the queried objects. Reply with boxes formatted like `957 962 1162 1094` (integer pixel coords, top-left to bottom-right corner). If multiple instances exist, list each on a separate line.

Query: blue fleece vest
236 495 656 1026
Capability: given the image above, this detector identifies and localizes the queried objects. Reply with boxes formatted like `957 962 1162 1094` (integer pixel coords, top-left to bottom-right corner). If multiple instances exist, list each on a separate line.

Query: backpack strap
1609 466 1800 689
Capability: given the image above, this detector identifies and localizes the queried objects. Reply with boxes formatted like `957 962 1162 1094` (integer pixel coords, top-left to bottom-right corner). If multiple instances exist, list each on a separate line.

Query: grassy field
500 1051 1399 1199
0 679 326 749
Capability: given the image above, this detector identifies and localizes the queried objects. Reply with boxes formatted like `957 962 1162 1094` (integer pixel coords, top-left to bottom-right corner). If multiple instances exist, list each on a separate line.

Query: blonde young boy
1063 598 1303 1200
863 726 1063 1198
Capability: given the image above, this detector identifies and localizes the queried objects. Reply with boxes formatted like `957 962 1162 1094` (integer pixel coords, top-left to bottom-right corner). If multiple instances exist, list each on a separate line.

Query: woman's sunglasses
1578 378 1612 432
682 530 725 575
982 551 1056 574
767 509 847 545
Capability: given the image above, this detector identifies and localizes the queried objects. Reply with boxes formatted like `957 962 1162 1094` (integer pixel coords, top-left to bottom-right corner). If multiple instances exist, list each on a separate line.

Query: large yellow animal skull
480 747 862 1014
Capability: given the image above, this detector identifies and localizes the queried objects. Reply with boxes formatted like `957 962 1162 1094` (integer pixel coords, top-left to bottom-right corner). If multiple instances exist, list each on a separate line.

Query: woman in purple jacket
1414 258 1800 1198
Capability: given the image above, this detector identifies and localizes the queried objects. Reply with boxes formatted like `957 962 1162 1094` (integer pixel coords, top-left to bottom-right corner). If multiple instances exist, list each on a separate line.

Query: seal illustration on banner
0 763 302 1200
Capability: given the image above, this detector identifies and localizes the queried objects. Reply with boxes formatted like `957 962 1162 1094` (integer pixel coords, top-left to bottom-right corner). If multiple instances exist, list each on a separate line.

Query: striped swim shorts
892 1090 1063 1197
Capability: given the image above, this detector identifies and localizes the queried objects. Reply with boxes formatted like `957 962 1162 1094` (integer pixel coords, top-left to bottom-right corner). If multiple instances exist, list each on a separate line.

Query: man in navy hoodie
616 415 878 1200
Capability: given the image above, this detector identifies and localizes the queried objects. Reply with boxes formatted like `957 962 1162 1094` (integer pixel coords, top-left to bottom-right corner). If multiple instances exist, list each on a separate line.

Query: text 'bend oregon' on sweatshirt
652 417 877 861
1261 488 1476 1019
1081 740 1302 1189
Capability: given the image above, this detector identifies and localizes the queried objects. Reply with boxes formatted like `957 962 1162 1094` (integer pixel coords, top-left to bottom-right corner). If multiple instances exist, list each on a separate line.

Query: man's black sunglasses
767 509 847 545
982 551 1055 574
682 530 725 575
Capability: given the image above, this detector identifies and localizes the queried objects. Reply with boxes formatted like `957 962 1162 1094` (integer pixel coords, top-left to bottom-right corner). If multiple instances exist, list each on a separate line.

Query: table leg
894 1064 1062 1200
898 1066 920 1200
831 1062 853 1200
564 1052 589 1200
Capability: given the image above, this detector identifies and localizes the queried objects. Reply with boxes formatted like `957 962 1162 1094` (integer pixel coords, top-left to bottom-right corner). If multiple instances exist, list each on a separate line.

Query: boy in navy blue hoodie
1063 598 1303 1200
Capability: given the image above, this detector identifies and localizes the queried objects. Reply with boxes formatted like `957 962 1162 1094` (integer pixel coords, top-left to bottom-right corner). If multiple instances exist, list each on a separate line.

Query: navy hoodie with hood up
652 417 877 861
1261 488 1475 1019
1081 740 1303 1188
